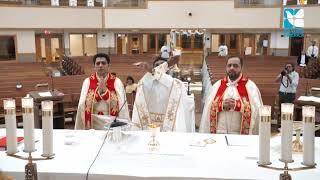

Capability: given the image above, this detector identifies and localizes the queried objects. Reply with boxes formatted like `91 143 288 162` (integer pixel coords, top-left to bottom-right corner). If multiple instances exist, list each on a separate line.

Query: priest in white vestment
200 57 263 135
75 53 129 130
132 58 189 132
218 43 228 57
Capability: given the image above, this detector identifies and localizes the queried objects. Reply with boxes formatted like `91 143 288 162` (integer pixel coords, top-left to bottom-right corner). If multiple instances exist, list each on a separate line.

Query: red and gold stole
84 73 119 129
209 76 252 134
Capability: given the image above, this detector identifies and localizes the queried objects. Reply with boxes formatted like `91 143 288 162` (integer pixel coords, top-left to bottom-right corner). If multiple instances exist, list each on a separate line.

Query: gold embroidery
137 78 181 132
110 91 119 114
85 89 95 113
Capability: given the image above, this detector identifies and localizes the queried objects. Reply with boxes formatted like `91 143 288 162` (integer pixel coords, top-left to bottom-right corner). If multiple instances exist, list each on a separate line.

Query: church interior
0 0 320 179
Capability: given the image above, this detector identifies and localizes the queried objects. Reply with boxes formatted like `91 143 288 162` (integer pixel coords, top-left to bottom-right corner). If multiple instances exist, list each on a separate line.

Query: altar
0 129 319 180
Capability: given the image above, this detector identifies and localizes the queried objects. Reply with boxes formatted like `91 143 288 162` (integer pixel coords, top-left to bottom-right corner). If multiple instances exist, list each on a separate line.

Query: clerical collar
227 74 242 86
144 72 172 88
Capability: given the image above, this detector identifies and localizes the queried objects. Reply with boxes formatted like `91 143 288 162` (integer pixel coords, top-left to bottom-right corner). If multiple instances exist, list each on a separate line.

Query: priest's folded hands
223 98 236 111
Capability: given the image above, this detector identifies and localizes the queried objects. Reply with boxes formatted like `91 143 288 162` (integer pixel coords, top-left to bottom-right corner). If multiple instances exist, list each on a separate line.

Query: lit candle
302 105 315 166
22 97 35 153
4 99 17 155
258 105 271 165
41 100 54 157
280 103 294 163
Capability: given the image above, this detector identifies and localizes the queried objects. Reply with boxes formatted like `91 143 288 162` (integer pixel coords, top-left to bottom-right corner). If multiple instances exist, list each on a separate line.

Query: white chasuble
132 72 188 132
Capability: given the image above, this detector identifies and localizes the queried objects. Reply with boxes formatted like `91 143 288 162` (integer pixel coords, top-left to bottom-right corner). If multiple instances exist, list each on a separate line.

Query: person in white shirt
275 63 299 104
307 41 319 59
160 43 170 60
132 57 191 132
297 51 309 66
200 57 263 135
218 43 228 56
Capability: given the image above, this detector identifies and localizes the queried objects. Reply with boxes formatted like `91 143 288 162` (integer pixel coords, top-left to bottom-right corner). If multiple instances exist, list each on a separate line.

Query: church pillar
97 31 115 54
63 31 70 56
204 31 211 56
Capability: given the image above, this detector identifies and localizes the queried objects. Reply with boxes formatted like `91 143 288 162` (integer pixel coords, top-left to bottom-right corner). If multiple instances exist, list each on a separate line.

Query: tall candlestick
41 100 54 157
4 99 17 155
22 97 35 153
258 105 271 165
302 105 316 166
280 103 294 163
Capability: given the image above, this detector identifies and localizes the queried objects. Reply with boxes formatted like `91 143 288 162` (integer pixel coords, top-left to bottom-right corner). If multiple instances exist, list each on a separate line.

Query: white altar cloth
0 129 319 180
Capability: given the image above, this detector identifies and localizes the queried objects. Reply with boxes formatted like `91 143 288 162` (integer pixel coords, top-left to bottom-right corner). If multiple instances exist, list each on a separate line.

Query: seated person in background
75 53 129 130
218 43 228 57
132 56 192 132
307 41 319 59
125 76 138 93
297 51 309 66
200 57 263 135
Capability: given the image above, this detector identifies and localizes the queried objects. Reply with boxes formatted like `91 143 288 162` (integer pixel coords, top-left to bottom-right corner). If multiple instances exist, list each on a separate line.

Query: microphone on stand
110 99 128 128
305 79 309 96
50 72 54 92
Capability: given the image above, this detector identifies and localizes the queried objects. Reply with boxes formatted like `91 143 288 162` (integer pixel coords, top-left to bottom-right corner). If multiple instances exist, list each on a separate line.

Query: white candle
22 97 35 152
4 99 17 155
302 106 315 166
41 100 54 157
280 103 294 163
258 105 271 165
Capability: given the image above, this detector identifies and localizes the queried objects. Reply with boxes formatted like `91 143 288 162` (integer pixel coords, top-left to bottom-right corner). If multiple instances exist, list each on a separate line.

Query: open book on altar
298 96 320 103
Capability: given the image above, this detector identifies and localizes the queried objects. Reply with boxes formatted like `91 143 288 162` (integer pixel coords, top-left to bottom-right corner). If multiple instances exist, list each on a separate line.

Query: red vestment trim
209 76 252 134
84 73 119 129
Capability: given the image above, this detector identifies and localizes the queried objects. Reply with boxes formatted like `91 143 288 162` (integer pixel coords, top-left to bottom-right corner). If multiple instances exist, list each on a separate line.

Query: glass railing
235 0 320 7
106 0 147 8
0 0 103 7
234 0 282 7
1 0 319 8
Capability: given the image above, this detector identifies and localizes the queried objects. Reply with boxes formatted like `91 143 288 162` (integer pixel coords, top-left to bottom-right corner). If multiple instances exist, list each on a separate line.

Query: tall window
219 35 225 44
149 34 156 49
70 34 97 56
0 36 15 61
230 34 237 49
158 34 167 48
194 34 203 49
181 34 191 48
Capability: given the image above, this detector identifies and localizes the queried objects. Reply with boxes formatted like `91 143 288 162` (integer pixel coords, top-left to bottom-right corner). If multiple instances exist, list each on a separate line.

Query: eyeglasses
95 61 107 66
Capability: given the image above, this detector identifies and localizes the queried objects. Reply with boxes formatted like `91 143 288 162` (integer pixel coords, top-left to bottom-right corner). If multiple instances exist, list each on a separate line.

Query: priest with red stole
200 57 263 135
75 53 129 130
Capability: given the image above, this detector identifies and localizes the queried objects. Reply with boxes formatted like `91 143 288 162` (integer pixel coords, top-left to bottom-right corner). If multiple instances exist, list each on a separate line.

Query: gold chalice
147 123 160 151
